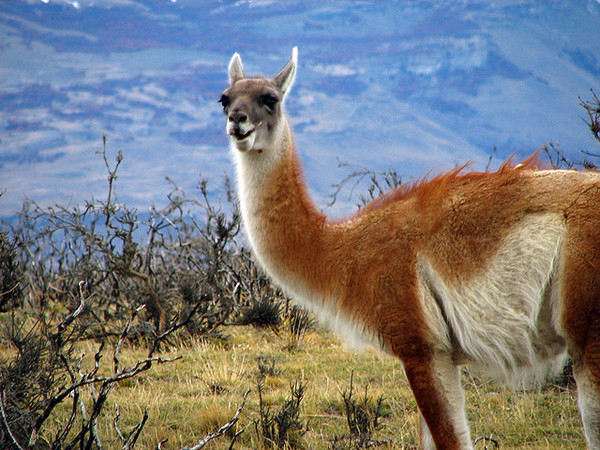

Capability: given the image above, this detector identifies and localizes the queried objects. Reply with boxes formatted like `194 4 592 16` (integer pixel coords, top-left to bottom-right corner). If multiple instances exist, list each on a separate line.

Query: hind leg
404 352 472 449
575 362 600 449
559 213 600 448
572 327 600 449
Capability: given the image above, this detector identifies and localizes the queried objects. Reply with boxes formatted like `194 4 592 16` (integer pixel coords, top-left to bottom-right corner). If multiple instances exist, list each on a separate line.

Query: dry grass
19 325 585 449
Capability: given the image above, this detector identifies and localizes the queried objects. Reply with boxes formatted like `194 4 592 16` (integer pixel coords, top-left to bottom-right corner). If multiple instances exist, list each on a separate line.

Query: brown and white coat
219 48 600 449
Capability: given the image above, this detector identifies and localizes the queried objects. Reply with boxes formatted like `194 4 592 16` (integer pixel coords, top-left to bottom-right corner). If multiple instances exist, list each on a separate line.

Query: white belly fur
418 213 567 383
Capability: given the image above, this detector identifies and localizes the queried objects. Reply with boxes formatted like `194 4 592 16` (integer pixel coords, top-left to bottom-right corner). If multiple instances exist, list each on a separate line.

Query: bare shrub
288 306 316 340
239 299 283 330
0 137 286 448
257 355 281 378
0 285 198 449
256 379 307 448
331 372 390 449
286 305 317 350
0 316 68 449
6 138 250 342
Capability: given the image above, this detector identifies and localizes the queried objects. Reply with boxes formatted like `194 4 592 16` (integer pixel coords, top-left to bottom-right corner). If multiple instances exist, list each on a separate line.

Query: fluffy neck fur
233 118 333 305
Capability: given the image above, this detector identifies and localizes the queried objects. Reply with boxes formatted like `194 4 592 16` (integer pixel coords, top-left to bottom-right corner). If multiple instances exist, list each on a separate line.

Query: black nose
229 110 247 124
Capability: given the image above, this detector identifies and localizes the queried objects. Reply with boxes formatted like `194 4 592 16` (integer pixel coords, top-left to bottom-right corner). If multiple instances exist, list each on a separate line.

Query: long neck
235 121 332 302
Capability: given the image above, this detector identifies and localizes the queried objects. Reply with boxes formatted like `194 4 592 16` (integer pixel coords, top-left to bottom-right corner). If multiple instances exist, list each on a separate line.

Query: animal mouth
234 128 255 141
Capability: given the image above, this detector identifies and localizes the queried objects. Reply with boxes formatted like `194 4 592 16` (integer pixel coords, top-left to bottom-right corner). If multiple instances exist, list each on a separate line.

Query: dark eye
261 94 279 112
219 94 230 110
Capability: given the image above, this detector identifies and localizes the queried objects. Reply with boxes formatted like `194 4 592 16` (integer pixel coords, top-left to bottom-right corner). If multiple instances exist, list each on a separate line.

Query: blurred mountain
1 0 600 217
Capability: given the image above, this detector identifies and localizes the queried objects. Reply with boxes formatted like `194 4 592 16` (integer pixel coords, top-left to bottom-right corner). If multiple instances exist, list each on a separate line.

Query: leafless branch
57 281 87 335
121 409 149 450
115 304 146 373
474 435 500 448
541 142 574 169
28 303 182 448
579 89 600 145
114 404 126 443
181 389 250 450
327 158 402 208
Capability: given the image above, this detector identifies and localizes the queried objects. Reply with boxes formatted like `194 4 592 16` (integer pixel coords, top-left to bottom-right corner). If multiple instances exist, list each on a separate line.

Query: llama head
220 47 297 153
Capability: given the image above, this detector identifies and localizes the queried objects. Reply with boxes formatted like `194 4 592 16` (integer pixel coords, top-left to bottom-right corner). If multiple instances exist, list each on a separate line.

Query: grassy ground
33 325 584 449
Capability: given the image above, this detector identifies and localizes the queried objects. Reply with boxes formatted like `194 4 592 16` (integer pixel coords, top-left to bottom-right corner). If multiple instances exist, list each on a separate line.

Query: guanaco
219 48 600 449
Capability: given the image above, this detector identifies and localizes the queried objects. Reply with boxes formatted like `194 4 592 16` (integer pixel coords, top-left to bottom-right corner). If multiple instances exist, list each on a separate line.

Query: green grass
27 325 585 449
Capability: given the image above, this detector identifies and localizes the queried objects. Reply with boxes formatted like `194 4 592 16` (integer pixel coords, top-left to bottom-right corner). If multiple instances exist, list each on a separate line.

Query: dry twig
181 389 250 450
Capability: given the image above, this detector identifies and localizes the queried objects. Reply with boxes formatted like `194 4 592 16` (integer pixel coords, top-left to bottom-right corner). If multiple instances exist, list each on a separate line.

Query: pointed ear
273 47 298 96
228 52 245 85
